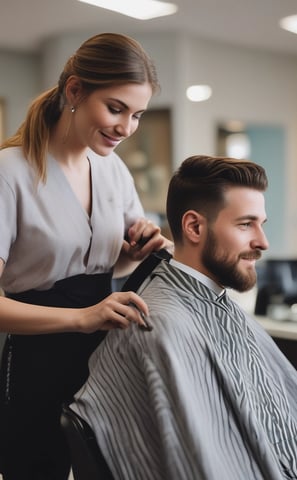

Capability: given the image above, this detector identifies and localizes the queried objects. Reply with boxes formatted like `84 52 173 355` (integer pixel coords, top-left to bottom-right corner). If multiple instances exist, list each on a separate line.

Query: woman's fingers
125 218 173 261
82 291 151 332
127 218 160 247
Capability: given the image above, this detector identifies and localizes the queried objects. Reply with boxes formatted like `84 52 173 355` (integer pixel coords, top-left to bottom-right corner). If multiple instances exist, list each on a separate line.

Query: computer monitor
254 259 297 315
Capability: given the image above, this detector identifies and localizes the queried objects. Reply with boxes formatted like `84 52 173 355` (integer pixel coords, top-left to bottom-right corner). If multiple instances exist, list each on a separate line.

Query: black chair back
61 404 114 480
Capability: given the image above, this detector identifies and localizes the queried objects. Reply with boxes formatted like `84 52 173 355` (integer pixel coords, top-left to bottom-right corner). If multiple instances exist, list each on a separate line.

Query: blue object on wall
246 125 285 256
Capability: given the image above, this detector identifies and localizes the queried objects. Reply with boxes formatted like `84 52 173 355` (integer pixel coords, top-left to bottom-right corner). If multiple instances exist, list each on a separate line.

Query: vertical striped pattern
73 262 297 480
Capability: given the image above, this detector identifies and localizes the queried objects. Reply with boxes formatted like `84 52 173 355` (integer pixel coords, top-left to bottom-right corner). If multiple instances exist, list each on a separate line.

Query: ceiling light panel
77 0 178 20
279 15 297 34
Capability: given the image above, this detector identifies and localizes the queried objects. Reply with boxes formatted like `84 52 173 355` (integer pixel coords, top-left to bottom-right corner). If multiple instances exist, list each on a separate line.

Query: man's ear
64 75 83 106
182 210 205 244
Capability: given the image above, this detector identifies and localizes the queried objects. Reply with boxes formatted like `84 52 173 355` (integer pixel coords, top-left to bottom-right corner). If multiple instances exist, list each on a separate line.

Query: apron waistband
6 272 113 308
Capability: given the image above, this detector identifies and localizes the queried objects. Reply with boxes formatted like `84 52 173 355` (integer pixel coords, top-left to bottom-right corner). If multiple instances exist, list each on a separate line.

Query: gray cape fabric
73 261 297 480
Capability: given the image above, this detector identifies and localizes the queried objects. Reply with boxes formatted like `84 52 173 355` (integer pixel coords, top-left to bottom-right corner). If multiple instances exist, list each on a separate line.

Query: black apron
0 272 112 479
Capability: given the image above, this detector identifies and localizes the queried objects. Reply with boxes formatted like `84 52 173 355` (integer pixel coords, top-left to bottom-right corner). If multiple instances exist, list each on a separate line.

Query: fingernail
129 302 153 331
139 315 153 331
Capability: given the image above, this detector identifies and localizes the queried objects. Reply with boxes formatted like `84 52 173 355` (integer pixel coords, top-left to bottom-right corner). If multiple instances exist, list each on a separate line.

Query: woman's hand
122 217 174 262
77 291 150 333
0 291 151 335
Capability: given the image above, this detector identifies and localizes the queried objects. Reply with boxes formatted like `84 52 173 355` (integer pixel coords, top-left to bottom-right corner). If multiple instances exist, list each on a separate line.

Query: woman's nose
115 117 133 138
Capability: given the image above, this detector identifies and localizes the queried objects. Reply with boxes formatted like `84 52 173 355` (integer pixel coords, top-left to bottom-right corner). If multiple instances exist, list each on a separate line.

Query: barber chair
61 249 171 480
61 404 113 480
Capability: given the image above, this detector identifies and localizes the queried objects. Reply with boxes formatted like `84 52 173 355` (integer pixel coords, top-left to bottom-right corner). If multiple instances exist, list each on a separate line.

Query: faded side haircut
166 155 268 243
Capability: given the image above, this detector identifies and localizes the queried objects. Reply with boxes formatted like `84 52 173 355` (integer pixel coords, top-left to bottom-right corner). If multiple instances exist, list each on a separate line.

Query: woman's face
70 82 153 156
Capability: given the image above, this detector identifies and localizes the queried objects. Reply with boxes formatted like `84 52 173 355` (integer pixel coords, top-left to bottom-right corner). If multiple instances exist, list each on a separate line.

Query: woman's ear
64 75 83 107
182 210 205 244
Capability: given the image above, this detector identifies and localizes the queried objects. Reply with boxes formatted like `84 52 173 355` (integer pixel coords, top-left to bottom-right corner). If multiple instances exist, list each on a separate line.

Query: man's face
201 187 269 292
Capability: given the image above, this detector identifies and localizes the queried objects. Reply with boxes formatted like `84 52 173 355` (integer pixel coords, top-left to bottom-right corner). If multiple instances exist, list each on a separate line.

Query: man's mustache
239 250 262 261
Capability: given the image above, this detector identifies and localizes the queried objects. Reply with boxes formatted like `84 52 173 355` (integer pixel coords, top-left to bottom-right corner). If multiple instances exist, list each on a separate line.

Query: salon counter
255 315 297 369
255 315 297 340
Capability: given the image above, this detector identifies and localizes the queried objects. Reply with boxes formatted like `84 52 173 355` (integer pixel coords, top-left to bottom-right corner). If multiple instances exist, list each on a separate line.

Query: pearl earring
70 106 75 113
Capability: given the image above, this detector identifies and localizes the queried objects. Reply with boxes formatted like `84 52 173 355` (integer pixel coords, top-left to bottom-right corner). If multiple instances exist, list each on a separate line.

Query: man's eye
240 223 251 229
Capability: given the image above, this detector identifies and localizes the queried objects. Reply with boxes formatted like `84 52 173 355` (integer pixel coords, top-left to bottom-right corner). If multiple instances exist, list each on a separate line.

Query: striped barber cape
73 261 297 480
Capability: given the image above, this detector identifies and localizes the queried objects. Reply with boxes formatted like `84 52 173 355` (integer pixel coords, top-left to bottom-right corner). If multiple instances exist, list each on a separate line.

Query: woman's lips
101 132 122 147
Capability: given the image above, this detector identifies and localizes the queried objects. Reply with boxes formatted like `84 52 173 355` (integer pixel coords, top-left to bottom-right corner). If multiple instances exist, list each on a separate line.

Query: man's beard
202 228 262 292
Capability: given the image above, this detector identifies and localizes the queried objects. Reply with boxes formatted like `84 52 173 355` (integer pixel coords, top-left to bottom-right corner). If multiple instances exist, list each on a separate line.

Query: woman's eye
108 106 121 114
133 113 142 120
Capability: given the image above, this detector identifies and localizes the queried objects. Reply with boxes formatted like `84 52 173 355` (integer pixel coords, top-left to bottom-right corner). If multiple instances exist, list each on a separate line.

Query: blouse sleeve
121 162 144 231
0 174 17 263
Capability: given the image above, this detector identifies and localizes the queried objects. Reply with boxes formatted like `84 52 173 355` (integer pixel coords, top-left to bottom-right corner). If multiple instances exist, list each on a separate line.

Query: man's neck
170 258 224 296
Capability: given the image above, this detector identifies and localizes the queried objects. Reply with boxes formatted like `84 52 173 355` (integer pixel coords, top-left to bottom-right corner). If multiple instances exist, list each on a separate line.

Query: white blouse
0 146 144 292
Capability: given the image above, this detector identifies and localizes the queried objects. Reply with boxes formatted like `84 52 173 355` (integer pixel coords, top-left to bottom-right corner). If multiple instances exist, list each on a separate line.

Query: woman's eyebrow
108 98 128 109
108 98 146 114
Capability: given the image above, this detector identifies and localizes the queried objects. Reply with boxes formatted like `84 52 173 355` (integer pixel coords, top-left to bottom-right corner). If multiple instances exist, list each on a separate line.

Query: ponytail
1 86 61 182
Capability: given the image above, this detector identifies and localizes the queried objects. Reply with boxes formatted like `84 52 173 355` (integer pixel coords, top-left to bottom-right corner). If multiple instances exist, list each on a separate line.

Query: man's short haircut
166 155 268 243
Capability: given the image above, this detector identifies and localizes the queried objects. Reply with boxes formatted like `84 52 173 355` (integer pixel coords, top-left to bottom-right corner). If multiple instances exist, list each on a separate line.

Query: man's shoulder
96 262 205 360
140 261 204 314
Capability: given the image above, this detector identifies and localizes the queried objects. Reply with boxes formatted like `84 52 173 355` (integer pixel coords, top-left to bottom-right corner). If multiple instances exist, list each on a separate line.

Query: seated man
72 155 297 480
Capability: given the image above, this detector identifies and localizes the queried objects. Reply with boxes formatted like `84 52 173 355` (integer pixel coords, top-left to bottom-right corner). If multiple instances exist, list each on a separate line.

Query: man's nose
251 228 269 251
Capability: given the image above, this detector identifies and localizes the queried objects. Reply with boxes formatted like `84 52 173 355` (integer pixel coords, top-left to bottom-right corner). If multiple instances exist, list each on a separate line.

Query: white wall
1 31 297 254
176 36 297 255
0 50 40 137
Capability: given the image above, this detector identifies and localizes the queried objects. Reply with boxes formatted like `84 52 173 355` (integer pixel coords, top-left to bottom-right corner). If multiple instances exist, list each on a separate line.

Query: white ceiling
2 0 297 55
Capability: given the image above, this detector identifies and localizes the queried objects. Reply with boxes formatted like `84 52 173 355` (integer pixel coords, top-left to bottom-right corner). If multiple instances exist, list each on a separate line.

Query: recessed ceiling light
279 15 297 34
226 133 251 159
186 85 212 102
77 0 178 20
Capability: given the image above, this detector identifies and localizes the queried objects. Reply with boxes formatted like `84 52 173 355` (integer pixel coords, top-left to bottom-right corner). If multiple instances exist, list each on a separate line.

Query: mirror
116 108 172 216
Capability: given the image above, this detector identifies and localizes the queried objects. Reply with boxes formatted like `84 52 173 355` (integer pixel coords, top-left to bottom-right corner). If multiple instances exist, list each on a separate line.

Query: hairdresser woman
0 33 172 480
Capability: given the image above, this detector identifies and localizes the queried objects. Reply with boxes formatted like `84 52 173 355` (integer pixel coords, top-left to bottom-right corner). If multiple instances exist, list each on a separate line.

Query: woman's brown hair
1 33 160 181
